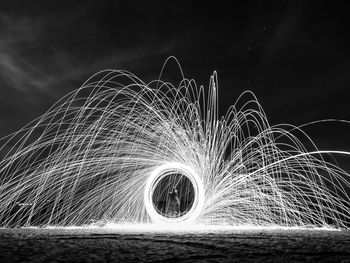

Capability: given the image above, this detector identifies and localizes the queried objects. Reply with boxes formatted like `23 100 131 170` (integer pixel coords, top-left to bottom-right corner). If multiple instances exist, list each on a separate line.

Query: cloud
0 14 49 93
0 9 179 98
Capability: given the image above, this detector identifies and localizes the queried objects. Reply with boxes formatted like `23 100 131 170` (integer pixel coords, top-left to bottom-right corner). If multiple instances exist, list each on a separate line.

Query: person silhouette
166 187 180 217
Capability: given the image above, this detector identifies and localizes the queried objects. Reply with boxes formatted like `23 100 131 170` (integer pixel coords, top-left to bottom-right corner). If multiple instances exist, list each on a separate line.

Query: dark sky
0 0 350 154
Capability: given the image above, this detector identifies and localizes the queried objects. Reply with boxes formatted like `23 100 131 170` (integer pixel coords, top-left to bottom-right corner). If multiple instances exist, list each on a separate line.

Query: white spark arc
0 60 349 229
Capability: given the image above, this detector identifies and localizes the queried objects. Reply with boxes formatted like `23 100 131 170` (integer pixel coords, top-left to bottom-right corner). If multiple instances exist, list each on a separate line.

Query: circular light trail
144 162 205 224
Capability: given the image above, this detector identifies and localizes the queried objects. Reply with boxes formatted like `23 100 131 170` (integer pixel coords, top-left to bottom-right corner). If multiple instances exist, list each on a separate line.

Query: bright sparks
0 58 350 229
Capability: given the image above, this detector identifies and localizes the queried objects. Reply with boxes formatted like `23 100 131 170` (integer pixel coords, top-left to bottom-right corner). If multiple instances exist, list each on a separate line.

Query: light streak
144 162 204 224
0 58 349 229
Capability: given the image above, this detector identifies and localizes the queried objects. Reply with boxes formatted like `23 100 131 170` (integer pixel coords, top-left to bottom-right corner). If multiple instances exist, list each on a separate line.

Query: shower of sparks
0 58 350 229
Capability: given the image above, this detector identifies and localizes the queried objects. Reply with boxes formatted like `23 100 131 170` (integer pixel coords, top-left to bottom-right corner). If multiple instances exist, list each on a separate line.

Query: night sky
0 1 350 159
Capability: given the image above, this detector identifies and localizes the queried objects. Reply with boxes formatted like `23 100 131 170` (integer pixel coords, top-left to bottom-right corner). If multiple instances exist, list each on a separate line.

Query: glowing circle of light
144 162 205 224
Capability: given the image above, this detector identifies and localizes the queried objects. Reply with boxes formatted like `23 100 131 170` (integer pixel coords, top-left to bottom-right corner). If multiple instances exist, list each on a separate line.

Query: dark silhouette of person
167 187 180 217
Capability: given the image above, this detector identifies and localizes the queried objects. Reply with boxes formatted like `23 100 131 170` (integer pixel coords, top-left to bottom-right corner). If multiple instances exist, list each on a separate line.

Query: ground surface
0 226 350 262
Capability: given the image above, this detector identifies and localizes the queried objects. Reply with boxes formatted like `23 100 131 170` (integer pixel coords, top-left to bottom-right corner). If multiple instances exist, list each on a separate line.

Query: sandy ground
0 226 350 262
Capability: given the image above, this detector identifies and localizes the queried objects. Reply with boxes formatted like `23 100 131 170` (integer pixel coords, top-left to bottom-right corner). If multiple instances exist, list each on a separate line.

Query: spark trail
0 59 349 228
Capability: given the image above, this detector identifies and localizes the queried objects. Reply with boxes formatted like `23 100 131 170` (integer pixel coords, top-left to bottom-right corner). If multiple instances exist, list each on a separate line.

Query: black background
0 0 350 160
